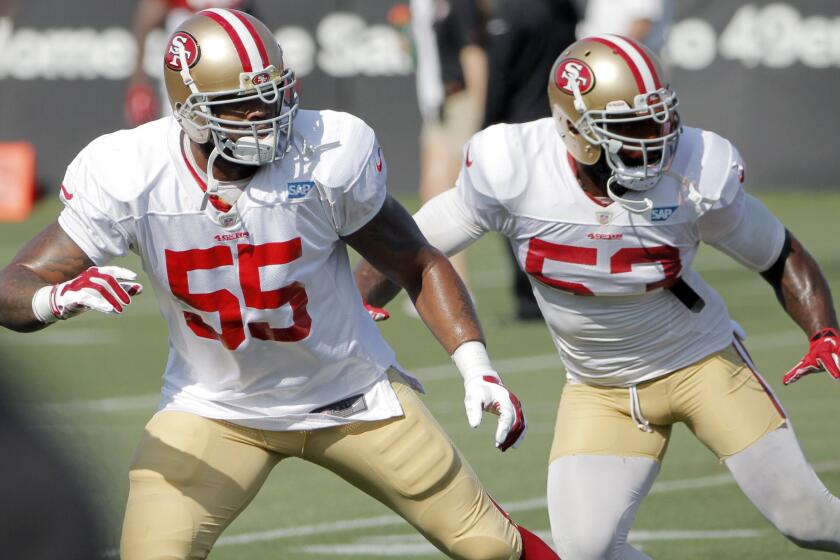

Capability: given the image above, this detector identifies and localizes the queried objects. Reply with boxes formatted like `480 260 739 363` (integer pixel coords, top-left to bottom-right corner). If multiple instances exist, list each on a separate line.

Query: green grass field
1 191 839 559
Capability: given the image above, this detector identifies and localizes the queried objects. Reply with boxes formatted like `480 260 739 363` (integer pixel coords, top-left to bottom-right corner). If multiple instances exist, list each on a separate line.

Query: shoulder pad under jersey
296 110 377 191
67 118 172 205
670 127 745 215
462 122 530 203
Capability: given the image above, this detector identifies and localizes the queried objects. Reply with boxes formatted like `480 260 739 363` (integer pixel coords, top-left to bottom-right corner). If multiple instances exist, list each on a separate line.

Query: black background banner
0 0 838 194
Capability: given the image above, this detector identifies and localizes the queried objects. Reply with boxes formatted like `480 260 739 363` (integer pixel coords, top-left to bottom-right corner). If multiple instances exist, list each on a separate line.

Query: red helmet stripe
586 35 660 93
231 10 269 69
201 10 253 71
618 35 662 90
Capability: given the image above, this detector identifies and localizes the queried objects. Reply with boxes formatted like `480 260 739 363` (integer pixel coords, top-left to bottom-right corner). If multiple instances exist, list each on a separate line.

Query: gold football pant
550 344 787 463
120 372 522 560
547 343 840 559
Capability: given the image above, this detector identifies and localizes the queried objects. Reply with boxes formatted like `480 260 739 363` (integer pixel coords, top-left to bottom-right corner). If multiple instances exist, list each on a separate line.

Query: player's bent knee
121 488 199 560
772 505 840 552
416 473 519 560
554 529 618 560
553 505 626 560
448 536 518 560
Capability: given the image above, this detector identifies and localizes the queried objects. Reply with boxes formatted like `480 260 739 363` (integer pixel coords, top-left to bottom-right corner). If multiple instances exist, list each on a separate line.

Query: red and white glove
454 341 527 452
31 266 143 323
364 302 390 322
783 327 840 385
125 83 158 126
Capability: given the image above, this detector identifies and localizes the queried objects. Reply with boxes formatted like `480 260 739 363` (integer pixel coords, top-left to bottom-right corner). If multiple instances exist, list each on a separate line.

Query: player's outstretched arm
0 222 142 332
759 230 840 384
345 195 526 451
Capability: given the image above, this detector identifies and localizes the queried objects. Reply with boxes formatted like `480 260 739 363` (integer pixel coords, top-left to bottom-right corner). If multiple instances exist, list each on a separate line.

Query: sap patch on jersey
286 180 316 202
650 205 677 222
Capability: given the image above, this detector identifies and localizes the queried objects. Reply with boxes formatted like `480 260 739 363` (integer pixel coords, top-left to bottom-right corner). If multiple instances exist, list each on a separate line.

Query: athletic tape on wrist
31 285 59 324
452 340 499 382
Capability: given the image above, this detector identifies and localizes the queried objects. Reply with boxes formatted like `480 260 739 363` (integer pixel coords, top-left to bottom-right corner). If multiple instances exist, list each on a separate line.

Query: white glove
454 341 527 452
32 266 143 323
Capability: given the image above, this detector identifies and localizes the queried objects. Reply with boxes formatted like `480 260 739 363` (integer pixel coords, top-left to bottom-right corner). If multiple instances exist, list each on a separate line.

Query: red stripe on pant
732 338 787 419
487 495 561 559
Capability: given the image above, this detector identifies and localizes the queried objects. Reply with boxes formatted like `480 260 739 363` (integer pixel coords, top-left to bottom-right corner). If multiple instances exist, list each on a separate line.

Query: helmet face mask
164 9 298 167
177 67 299 166
584 91 680 191
548 35 681 194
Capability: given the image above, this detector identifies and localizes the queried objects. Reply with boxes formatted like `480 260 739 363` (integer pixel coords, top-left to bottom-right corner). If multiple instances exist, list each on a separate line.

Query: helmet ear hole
177 108 210 144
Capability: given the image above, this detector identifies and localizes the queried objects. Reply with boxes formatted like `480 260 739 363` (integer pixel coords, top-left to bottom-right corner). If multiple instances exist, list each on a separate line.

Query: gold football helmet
548 35 680 197
163 8 298 167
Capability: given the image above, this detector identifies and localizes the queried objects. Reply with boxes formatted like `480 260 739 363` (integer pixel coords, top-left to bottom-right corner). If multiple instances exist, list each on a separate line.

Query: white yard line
212 460 840 550
101 461 837 556
40 328 802 415
298 528 770 556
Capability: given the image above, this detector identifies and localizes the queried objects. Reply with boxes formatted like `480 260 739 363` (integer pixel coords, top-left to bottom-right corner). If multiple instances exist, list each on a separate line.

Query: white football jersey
57 110 418 430
416 118 786 387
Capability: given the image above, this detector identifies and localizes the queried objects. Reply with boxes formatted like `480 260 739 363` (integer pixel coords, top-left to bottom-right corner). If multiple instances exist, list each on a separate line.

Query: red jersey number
165 238 312 350
525 238 681 295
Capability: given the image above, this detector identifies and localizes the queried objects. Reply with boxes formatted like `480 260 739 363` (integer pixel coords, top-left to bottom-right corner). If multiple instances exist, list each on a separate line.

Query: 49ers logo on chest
555 58 595 95
165 31 201 71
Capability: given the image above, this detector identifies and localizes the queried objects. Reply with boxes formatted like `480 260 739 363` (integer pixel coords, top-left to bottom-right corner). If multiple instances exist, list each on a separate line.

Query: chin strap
200 146 222 211
606 176 653 214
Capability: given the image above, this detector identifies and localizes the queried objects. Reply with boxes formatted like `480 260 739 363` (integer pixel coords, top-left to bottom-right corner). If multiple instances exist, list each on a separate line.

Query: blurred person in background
356 34 840 559
0 3 102 553
482 0 578 320
0 382 104 559
0 8 560 560
410 0 487 292
577 0 670 53
0 0 16 19
125 0 256 127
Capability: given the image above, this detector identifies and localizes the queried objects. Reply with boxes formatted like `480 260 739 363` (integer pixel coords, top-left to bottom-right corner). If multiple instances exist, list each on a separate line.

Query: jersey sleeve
315 117 387 237
450 128 517 235
56 146 133 265
413 188 486 256
697 145 786 271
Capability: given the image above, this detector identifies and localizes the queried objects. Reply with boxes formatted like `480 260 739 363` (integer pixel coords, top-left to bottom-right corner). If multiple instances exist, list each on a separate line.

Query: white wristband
32 285 58 324
452 340 499 383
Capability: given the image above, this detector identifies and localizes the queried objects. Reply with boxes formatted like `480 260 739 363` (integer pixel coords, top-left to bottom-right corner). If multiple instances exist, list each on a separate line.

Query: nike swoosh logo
60 183 74 200
375 146 383 173
465 145 473 167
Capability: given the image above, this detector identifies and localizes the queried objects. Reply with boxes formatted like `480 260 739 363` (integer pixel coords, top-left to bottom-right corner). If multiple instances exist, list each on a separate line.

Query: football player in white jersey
0 10 563 560
355 35 840 558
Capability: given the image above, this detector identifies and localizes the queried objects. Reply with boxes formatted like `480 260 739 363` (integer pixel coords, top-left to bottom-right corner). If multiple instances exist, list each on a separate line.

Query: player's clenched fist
31 266 143 323
454 341 528 452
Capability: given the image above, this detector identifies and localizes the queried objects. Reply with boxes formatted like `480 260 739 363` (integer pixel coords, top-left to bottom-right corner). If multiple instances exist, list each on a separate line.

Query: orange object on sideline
0 142 36 222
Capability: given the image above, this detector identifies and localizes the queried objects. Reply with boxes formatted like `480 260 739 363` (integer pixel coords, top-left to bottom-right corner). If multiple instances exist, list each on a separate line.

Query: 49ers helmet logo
252 72 271 85
165 31 201 71
555 58 595 95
